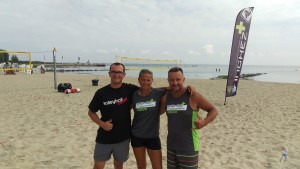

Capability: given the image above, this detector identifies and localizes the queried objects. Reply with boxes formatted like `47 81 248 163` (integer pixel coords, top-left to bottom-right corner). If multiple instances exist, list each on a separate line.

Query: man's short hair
168 67 183 74
139 69 153 78
110 62 125 72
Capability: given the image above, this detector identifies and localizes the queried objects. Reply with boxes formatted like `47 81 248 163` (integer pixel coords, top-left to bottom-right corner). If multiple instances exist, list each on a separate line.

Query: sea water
61 64 300 84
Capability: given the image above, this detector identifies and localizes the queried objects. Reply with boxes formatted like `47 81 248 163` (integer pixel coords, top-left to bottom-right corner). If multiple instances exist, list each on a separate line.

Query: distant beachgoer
160 67 218 169
41 67 45 74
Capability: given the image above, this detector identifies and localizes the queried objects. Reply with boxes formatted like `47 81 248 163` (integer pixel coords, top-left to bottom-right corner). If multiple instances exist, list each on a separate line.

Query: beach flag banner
225 7 254 103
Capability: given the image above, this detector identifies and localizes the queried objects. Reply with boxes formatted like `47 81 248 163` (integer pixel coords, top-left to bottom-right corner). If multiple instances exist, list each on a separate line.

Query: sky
1 0 300 66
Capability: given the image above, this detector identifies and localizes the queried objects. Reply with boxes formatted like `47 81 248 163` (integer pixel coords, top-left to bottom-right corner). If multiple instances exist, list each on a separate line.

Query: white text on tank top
136 99 156 111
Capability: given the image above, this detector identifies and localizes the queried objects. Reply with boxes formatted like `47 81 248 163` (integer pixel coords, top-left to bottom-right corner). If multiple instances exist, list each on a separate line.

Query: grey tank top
166 90 200 151
131 89 165 138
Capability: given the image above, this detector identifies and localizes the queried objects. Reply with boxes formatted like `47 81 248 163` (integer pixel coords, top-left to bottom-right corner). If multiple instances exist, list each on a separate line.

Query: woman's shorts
131 135 161 150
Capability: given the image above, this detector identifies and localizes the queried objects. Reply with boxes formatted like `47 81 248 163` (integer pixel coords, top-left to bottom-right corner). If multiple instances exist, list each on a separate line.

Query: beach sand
0 73 299 169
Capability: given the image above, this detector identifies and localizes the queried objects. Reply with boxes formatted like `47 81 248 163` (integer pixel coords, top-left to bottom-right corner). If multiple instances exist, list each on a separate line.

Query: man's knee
94 161 106 169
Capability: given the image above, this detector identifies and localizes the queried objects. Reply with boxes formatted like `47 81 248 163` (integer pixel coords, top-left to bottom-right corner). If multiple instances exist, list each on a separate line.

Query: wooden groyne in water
210 73 267 80
44 63 106 68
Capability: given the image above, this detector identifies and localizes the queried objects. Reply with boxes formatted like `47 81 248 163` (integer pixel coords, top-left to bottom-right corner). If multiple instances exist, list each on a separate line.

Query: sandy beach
0 72 299 169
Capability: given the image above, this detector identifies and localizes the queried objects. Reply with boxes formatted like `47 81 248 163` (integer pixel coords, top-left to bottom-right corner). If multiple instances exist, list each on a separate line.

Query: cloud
1 1 300 65
140 50 151 54
188 50 200 56
203 45 214 56
162 51 171 55
97 49 109 54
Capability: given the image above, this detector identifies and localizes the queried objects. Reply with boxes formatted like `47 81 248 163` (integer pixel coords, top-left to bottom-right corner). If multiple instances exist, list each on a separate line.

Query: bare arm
88 110 113 131
158 86 171 91
160 85 195 95
159 93 167 115
191 93 218 129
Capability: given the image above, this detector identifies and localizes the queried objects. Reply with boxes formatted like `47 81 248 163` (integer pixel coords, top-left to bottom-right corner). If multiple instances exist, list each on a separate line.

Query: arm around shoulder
159 93 167 115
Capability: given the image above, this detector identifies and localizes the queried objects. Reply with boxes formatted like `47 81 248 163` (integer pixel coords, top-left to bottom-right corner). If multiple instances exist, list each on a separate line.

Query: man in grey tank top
160 67 218 169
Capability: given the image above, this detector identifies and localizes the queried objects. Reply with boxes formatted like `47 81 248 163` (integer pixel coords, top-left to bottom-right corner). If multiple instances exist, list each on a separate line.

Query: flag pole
224 7 254 104
53 47 57 90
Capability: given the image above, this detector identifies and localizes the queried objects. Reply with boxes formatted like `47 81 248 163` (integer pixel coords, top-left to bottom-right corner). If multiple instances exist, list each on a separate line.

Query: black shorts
131 135 161 150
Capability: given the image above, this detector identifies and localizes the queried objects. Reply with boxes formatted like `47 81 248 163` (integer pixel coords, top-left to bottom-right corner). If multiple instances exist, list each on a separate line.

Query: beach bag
57 83 72 92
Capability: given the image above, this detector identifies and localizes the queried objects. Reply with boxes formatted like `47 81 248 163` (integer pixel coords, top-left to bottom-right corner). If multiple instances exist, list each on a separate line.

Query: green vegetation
0 49 9 62
11 54 19 62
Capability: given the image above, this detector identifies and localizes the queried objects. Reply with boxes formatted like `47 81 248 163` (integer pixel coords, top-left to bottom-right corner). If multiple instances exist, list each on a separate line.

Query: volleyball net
0 51 32 73
116 56 181 70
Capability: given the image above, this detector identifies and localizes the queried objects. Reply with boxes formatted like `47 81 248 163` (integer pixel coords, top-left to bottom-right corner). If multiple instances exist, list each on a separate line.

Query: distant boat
192 65 198 67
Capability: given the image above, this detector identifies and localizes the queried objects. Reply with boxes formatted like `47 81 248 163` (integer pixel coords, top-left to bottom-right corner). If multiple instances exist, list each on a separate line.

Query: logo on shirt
167 102 187 114
103 97 128 106
136 99 156 112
